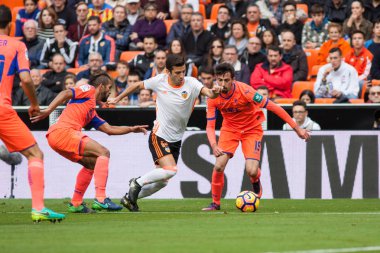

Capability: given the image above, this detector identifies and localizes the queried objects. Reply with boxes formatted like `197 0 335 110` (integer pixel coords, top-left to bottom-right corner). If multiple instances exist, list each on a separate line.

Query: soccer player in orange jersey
0 5 65 222
31 71 148 213
202 63 310 211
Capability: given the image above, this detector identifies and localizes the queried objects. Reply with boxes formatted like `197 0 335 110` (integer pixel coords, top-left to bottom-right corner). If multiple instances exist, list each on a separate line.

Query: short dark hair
293 100 307 110
143 35 157 44
166 54 185 72
267 45 282 55
128 70 141 80
144 3 158 10
199 66 214 75
299 89 315 103
351 0 364 8
351 30 365 39
283 0 297 10
24 0 38 4
329 47 342 55
88 15 101 24
257 85 269 91
310 4 324 15
215 63 235 79
218 5 231 15
373 18 380 26
89 70 113 88
53 22 66 31
0 5 12 29
117 60 129 68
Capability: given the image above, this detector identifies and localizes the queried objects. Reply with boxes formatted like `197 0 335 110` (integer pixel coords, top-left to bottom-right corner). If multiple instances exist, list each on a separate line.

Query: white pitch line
264 246 380 253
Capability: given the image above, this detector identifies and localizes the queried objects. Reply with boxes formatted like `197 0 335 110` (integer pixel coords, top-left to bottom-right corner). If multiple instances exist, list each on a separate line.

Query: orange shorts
0 106 36 152
218 129 263 160
46 128 90 162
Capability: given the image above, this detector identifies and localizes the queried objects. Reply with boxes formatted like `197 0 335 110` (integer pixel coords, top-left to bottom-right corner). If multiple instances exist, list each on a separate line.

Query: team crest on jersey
181 91 188 99
80 84 91 92
253 93 263 103
160 141 170 153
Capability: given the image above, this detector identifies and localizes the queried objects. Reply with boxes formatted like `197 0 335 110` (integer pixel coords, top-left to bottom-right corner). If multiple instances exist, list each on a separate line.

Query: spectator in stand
169 0 198 20
40 23 78 68
129 3 166 50
168 39 198 77
227 20 249 57
64 73 76 90
201 38 224 70
222 45 250 84
88 0 113 23
67 2 89 43
129 36 157 79
250 45 293 98
317 23 351 65
245 4 273 38
276 1 304 45
240 36 266 73
182 12 215 67
144 50 167 80
41 54 69 94
138 88 156 107
299 89 316 104
261 0 282 28
77 52 105 81
283 100 321 130
364 0 380 23
366 19 380 80
21 19 45 69
102 5 132 60
13 69 56 106
256 85 269 97
314 48 359 102
37 7 58 41
368 86 380 103
114 61 129 94
209 5 231 41
345 30 373 88
125 71 141 105
343 0 373 41
325 0 348 24
302 4 330 49
372 109 380 129
15 0 40 37
260 29 279 53
126 0 144 26
198 66 214 105
77 16 116 67
226 0 249 21
166 4 193 46
51 0 76 28
106 0 127 8
140 0 170 20
281 30 308 82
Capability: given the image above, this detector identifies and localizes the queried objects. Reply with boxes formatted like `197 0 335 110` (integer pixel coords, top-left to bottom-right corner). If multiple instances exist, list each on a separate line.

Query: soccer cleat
128 178 142 206
120 193 139 212
201 202 221 211
92 197 123 211
68 202 96 213
31 207 65 223
252 178 263 198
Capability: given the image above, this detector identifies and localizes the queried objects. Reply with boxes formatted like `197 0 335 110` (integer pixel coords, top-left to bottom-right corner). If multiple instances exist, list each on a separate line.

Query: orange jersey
48 84 106 133
0 35 30 108
206 81 269 133
344 48 373 77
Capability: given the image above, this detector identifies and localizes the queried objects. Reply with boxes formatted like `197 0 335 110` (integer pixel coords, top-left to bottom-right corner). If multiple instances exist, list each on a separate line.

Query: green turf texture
1 199 379 253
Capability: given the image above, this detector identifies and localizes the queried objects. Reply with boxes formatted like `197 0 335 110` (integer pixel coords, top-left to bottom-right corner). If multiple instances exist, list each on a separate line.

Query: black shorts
148 132 182 165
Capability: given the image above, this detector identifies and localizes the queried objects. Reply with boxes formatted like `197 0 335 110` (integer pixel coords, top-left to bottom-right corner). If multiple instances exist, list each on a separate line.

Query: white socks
136 168 176 186
138 181 168 199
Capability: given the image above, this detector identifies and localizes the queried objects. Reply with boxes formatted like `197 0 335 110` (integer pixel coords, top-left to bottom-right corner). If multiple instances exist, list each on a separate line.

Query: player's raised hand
294 127 311 142
30 109 51 123
107 97 119 106
212 143 224 157
130 125 149 135
28 104 40 118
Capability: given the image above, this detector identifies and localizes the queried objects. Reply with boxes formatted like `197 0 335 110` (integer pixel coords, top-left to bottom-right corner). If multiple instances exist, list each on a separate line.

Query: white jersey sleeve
143 74 166 91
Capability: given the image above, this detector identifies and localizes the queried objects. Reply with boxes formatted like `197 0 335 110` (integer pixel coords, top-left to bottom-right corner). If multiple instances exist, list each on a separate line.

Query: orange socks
211 170 224 205
72 167 94 207
94 156 109 203
250 168 261 183
28 158 45 211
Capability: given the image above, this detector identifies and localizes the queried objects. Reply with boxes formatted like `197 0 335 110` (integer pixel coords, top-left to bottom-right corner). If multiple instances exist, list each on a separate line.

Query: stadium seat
107 70 118 79
349 98 365 104
204 19 216 30
304 49 319 80
164 19 178 34
372 79 380 86
6 0 24 10
315 98 334 104
12 7 23 22
9 22 16 37
67 68 85 75
292 81 314 98
39 69 50 75
210 3 225 20
38 0 47 9
310 65 322 81
274 98 297 104
199 4 206 19
296 3 308 15
120 51 144 62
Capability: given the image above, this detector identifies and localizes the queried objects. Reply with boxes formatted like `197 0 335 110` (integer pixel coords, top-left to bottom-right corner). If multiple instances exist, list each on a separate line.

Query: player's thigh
218 130 240 157
149 132 177 167
82 138 110 158
241 131 263 161
0 107 37 153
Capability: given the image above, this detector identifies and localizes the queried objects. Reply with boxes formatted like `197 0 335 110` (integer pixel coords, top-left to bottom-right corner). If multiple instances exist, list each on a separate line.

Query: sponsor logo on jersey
253 93 263 103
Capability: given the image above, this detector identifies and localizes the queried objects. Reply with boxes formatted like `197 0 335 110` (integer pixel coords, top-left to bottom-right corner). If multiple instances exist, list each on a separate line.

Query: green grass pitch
1 199 380 253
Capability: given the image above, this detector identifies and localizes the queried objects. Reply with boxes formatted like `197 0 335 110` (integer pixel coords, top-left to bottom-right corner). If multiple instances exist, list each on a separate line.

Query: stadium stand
210 3 225 20
292 81 314 99
120 51 144 62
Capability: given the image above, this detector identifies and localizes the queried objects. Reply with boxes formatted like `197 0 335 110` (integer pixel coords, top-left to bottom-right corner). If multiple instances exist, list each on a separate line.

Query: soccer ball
235 191 260 212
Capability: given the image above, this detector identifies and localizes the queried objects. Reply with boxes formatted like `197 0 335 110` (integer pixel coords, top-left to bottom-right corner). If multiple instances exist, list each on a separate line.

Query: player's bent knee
162 166 177 179
214 164 225 172
99 147 110 158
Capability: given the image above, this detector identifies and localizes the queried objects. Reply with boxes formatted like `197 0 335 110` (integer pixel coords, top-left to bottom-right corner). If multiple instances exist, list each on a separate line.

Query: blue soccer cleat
92 197 123 211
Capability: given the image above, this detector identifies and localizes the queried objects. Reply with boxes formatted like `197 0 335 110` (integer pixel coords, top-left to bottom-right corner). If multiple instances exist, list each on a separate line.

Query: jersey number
0 55 5 83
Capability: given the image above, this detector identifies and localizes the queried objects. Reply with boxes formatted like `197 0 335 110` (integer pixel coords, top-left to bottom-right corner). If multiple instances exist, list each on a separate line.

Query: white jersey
144 73 204 142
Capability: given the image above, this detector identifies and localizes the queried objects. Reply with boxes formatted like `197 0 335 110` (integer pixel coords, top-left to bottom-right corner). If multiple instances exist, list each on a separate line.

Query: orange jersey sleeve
206 98 218 146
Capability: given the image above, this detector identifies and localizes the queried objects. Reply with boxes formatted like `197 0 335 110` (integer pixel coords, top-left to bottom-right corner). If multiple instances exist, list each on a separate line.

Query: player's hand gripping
212 143 224 157
294 126 311 142
212 84 223 95
30 108 51 123
129 125 149 135
107 97 120 106
28 104 41 119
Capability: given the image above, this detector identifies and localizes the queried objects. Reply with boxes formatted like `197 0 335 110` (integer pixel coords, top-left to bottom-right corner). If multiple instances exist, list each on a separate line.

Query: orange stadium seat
107 70 118 79
296 3 308 15
349 99 365 104
310 65 322 81
120 51 144 62
372 79 380 86
38 0 47 9
292 81 314 98
164 19 178 34
315 98 334 104
5 0 24 10
274 98 297 104
210 3 225 20
67 68 85 75
199 4 206 19
304 49 319 80
204 19 216 30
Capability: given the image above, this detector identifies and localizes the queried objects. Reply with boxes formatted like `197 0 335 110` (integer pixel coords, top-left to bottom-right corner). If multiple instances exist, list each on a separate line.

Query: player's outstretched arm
19 72 40 118
30 89 73 123
200 85 222 99
266 100 311 141
107 81 144 105
98 123 149 135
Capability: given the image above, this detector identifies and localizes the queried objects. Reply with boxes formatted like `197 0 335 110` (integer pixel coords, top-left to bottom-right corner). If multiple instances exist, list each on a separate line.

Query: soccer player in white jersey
107 54 222 211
